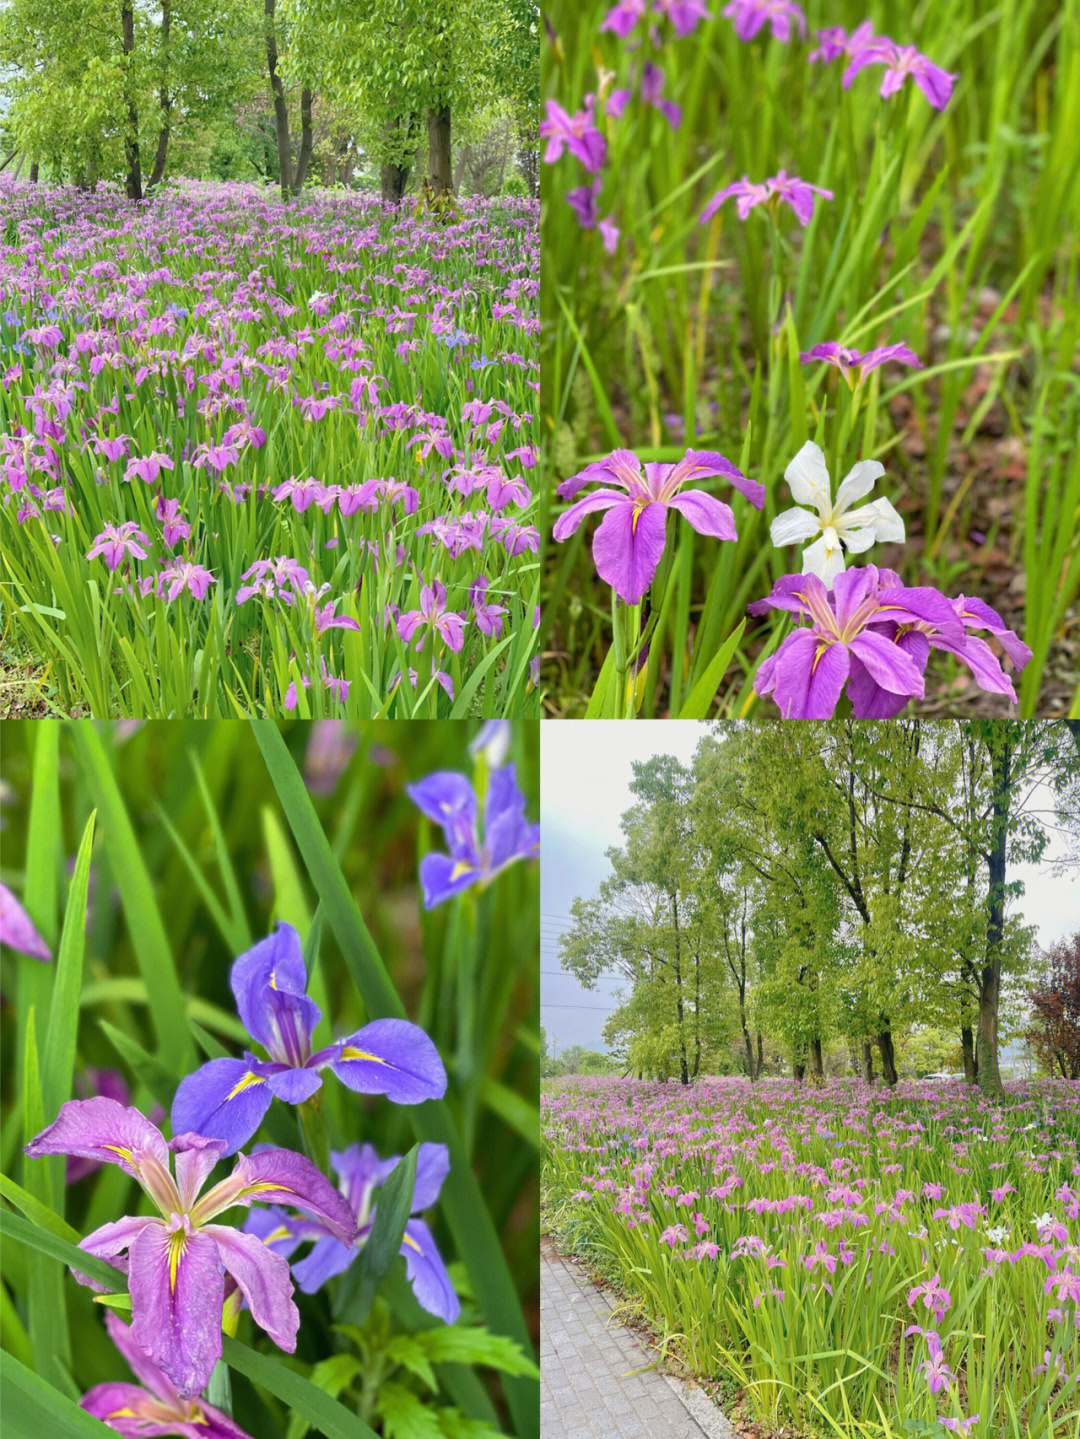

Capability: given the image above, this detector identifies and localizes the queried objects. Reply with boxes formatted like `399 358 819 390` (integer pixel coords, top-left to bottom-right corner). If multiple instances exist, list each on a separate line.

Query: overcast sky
540 722 1079 1054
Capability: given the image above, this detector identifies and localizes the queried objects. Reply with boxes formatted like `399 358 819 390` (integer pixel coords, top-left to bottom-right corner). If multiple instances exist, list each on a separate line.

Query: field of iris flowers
543 1076 1080 1437
0 719 540 1438
541 0 1080 720
0 181 540 718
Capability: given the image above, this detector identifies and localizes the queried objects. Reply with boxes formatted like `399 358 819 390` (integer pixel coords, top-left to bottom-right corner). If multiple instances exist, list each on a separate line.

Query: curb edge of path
542 1238 736 1439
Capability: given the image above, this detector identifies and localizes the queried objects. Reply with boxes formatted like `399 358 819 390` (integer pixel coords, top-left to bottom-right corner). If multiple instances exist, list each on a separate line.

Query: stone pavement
540 1243 735 1439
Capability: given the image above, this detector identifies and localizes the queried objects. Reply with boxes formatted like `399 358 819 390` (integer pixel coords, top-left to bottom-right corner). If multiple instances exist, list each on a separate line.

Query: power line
541 1002 621 1012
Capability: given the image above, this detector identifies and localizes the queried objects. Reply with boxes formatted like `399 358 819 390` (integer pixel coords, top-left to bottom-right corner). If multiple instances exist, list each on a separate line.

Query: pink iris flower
553 448 764 605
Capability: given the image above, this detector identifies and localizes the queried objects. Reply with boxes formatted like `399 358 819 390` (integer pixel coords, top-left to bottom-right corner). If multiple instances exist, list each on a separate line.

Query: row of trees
0 0 538 201
558 722 1080 1097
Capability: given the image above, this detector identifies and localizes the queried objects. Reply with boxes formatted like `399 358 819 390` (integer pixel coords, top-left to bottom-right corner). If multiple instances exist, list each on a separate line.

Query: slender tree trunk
427 105 452 194
978 734 1010 1097
265 0 292 201
672 892 689 1086
862 1039 875 1083
793 1058 806 1083
148 0 171 187
741 1004 755 1080
292 87 313 193
121 2 143 201
380 116 412 202
756 1032 764 1076
810 1037 824 1079
692 947 701 1080
30 161 39 183
878 1028 898 1086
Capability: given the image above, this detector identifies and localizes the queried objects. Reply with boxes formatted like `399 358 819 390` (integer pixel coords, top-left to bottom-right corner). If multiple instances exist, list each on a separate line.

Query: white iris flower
770 440 905 588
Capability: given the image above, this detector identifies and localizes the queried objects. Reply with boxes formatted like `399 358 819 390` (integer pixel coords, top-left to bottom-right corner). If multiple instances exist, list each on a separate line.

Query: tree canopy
558 721 1079 1094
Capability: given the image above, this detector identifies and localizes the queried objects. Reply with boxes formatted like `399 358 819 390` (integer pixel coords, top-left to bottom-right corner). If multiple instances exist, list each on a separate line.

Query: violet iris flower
396 580 468 654
171 924 446 1154
81 1311 253 1438
26 1097 356 1397
701 171 833 227
748 566 961 718
539 99 607 174
846 40 958 110
407 764 539 909
87 521 151 571
723 1 806 44
800 342 923 380
749 566 1029 718
245 1141 460 1323
0 881 51 961
553 448 764 605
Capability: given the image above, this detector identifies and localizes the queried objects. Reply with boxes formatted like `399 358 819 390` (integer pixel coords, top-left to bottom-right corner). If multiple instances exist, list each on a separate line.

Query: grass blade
251 721 539 1439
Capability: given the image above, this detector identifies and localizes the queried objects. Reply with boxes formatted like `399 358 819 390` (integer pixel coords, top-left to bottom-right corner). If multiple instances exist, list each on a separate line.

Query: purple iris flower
799 342 923 380
539 99 607 174
723 0 806 44
808 21 878 67
407 765 539 909
749 566 1030 718
553 448 764 605
245 1141 460 1324
701 170 833 227
0 881 51 961
601 0 646 34
87 521 151 571
171 924 447 1154
26 1097 356 1397
748 566 962 718
396 580 468 654
81 1310 253 1438
846 40 958 109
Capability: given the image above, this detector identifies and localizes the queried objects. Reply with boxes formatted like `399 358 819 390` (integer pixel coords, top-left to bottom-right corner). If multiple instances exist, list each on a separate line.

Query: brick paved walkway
540 1244 734 1439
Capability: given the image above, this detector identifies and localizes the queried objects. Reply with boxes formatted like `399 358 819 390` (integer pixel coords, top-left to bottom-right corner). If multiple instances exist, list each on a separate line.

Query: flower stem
299 1091 330 1176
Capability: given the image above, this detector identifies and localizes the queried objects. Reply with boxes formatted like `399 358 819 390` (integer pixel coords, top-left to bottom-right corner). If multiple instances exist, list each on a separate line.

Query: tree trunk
862 1039 875 1084
977 733 1010 1098
671 892 689 1086
292 87 313 193
427 105 452 194
741 1009 756 1080
265 0 292 201
380 115 412 202
810 1037 824 1079
793 1058 806 1083
692 947 701 1080
147 0 171 187
878 1029 898 1086
961 1021 977 1082
30 161 39 183
121 2 143 201
756 1033 764 1076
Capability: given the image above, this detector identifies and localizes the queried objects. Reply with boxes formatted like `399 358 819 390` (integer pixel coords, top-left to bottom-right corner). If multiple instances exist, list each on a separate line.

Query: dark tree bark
756 1032 764 1077
121 2 143 201
878 1029 899 1086
148 0 171 187
810 1037 824 1079
266 0 292 201
793 1058 806 1083
30 161 39 183
977 733 1010 1097
380 114 414 202
961 1021 977 1082
427 105 452 194
671 890 689 1086
292 87 313 193
862 1039 875 1083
